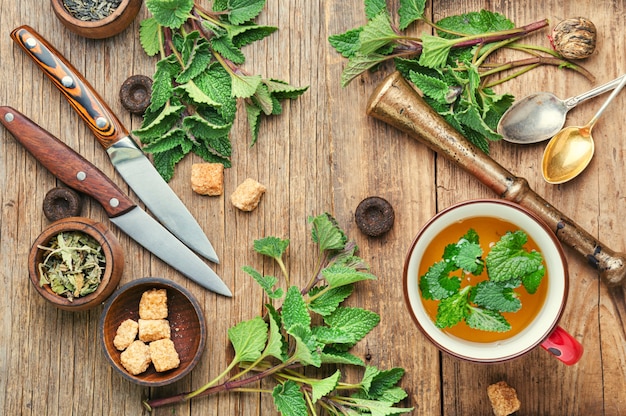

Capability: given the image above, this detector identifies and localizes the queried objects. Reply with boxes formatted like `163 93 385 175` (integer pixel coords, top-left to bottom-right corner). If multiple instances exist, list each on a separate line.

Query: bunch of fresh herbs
144 213 413 415
329 0 593 153
37 231 105 301
136 0 308 181
419 228 545 331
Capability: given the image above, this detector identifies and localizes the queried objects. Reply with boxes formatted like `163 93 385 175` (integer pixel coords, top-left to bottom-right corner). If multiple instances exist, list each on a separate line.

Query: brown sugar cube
120 340 151 375
113 319 139 351
191 163 224 196
230 178 266 211
138 319 171 342
139 288 168 320
487 381 521 416
149 338 181 372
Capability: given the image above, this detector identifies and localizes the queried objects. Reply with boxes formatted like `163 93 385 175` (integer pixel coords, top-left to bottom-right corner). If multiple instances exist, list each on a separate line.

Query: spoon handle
368 71 626 287
564 74 626 110
587 74 626 126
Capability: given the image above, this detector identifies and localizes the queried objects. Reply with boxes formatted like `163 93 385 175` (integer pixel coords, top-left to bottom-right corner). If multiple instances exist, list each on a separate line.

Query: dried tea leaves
38 231 106 301
63 0 123 22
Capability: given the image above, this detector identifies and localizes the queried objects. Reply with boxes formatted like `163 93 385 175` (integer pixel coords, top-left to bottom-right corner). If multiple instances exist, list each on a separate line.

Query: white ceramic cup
403 199 583 365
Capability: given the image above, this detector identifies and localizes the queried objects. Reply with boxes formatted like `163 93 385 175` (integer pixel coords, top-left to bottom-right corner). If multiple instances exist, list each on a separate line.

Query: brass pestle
367 71 626 286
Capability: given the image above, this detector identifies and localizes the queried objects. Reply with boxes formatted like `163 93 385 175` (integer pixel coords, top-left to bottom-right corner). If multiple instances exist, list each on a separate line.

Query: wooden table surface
2 1 626 415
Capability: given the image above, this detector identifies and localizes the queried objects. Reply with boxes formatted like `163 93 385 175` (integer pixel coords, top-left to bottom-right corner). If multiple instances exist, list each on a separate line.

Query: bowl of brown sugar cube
99 277 207 386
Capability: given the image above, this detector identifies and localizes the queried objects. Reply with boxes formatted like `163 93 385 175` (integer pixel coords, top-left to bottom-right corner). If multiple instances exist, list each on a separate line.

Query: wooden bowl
50 0 143 39
99 277 207 387
29 217 124 311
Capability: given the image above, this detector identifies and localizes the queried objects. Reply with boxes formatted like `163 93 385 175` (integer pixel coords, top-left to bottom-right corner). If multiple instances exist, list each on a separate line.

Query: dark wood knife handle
0 106 135 218
11 25 129 149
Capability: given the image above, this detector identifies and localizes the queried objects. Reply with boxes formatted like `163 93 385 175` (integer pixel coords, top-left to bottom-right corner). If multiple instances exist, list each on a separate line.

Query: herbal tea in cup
403 199 583 365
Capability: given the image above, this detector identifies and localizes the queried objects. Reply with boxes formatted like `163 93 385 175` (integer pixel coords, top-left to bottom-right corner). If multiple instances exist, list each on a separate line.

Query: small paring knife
11 25 220 265
0 106 232 297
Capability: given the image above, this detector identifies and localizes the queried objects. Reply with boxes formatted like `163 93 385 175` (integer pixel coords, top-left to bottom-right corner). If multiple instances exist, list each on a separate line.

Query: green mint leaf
455 103 502 141
398 0 426 30
377 387 409 406
361 366 406 400
210 35 246 65
466 306 511 332
229 24 278 48
486 230 545 283
149 57 180 111
152 147 186 181
419 261 461 300
228 316 268 364
231 74 262 98
308 285 353 316
435 286 470 328
195 64 238 121
254 236 289 260
341 53 388 87
134 103 185 142
252 83 274 115
263 309 287 361
310 370 341 404
418 35 454 68
241 266 284 299
324 307 380 347
245 101 262 145
182 112 232 140
264 79 309 100
322 264 377 288
146 0 194 28
522 268 545 295
329 28 363 58
272 380 308 416
409 71 451 104
364 0 387 20
436 10 514 38
141 128 187 153
287 324 322 367
454 240 484 274
309 213 347 252
282 286 311 332
358 11 399 55
228 0 266 25
471 280 521 313
174 81 222 106
139 17 161 56
176 34 212 83
346 397 414 416
312 326 355 345
321 348 365 366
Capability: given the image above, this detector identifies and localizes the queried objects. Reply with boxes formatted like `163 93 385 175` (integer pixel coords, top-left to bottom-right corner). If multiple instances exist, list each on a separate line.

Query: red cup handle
540 325 584 365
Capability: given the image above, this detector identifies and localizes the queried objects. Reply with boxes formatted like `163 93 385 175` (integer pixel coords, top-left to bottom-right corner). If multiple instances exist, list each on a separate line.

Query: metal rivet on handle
109 198 119 208
4 113 14 122
95 117 107 129
25 38 37 49
61 76 74 88
76 171 87 181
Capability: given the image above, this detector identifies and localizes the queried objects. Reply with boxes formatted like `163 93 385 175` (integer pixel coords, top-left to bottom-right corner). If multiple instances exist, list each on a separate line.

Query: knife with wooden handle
11 25 220 264
0 106 232 297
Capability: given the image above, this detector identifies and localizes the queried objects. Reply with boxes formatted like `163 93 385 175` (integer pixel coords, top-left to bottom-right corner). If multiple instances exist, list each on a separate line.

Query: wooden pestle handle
367 71 626 286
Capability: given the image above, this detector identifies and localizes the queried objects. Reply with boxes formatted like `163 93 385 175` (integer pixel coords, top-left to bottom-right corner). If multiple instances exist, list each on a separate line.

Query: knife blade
11 25 220 264
0 106 231 297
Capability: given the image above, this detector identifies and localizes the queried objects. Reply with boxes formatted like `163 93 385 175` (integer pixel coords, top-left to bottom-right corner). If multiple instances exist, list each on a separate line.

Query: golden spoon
541 74 626 184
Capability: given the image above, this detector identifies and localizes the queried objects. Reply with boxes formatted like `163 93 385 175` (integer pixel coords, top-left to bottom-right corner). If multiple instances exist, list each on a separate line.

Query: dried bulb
551 17 597 60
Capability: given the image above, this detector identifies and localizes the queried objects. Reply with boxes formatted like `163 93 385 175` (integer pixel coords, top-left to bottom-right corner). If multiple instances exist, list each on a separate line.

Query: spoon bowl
499 75 625 144
541 75 626 184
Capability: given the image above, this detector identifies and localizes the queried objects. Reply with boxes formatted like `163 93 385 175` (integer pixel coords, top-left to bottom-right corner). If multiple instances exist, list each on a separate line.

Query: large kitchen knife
11 25 220 264
0 106 231 297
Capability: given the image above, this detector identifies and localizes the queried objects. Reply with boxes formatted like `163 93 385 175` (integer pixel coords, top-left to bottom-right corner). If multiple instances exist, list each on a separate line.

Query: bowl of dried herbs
50 0 142 39
28 217 124 311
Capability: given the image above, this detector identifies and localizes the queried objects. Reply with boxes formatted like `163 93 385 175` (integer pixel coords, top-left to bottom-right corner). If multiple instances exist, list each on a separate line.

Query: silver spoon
498 74 626 144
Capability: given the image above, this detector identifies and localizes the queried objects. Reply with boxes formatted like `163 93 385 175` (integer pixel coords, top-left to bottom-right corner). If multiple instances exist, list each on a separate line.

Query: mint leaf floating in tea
38 231 106 301
419 228 545 333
